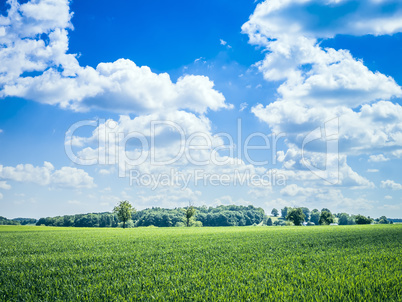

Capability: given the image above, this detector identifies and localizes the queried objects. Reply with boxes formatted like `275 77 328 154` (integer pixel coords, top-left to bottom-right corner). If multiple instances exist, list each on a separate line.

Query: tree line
0 216 37 225
33 205 265 228
268 207 394 226
1 204 397 227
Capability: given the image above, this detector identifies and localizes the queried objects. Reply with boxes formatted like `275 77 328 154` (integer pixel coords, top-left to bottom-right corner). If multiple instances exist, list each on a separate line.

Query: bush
191 221 203 227
175 222 185 227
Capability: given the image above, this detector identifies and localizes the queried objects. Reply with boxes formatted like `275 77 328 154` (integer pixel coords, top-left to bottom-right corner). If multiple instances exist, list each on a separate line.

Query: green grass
0 225 401 301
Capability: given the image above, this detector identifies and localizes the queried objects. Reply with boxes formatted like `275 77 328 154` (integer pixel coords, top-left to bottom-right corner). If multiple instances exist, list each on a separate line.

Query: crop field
0 225 401 301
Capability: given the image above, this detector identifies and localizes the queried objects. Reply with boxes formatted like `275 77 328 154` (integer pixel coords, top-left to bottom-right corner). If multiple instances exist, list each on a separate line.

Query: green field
0 225 401 301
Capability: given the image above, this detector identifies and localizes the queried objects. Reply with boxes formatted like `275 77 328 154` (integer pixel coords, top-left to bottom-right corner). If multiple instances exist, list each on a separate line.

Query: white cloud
98 168 113 175
369 154 390 162
239 102 248 112
0 129 3 134
367 169 379 173
242 0 402 42
0 181 11 190
244 1 402 158
379 204 400 211
384 195 393 200
381 180 402 190
280 184 317 197
0 162 95 189
275 148 374 188
253 101 402 155
0 0 232 114
51 167 95 189
220 39 232 48
0 192 3 200
135 187 202 209
311 188 375 213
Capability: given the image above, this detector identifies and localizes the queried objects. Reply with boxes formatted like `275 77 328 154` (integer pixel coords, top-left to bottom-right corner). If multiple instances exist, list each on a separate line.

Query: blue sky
0 0 402 219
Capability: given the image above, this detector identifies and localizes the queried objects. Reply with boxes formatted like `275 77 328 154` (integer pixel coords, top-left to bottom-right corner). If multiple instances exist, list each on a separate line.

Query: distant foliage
376 216 390 224
133 207 185 227
267 218 273 226
338 213 356 225
12 218 37 225
355 214 373 225
0 216 19 225
319 211 334 225
36 213 119 228
35 205 264 228
281 207 291 218
300 207 310 222
33 203 395 228
310 209 320 225
196 205 264 227
286 208 305 226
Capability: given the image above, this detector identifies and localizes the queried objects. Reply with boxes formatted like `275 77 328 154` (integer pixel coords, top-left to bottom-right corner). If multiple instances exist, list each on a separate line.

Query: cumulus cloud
66 110 270 194
276 147 374 188
0 161 95 188
242 0 402 41
243 0 402 158
381 180 402 190
0 0 231 114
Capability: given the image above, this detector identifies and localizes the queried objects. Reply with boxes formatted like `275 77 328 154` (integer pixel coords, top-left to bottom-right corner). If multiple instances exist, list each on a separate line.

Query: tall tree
286 208 305 226
301 207 310 222
271 208 279 217
113 200 135 229
281 207 291 219
319 211 334 225
184 205 196 227
267 217 273 226
338 213 349 225
310 209 320 225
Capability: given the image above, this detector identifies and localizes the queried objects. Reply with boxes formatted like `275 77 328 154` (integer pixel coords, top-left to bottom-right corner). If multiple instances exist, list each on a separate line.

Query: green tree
338 213 349 225
355 214 372 225
378 216 389 224
319 211 334 225
184 205 196 227
301 207 310 222
113 200 135 229
286 208 305 226
271 208 279 217
281 207 291 218
310 209 320 225
267 217 273 226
